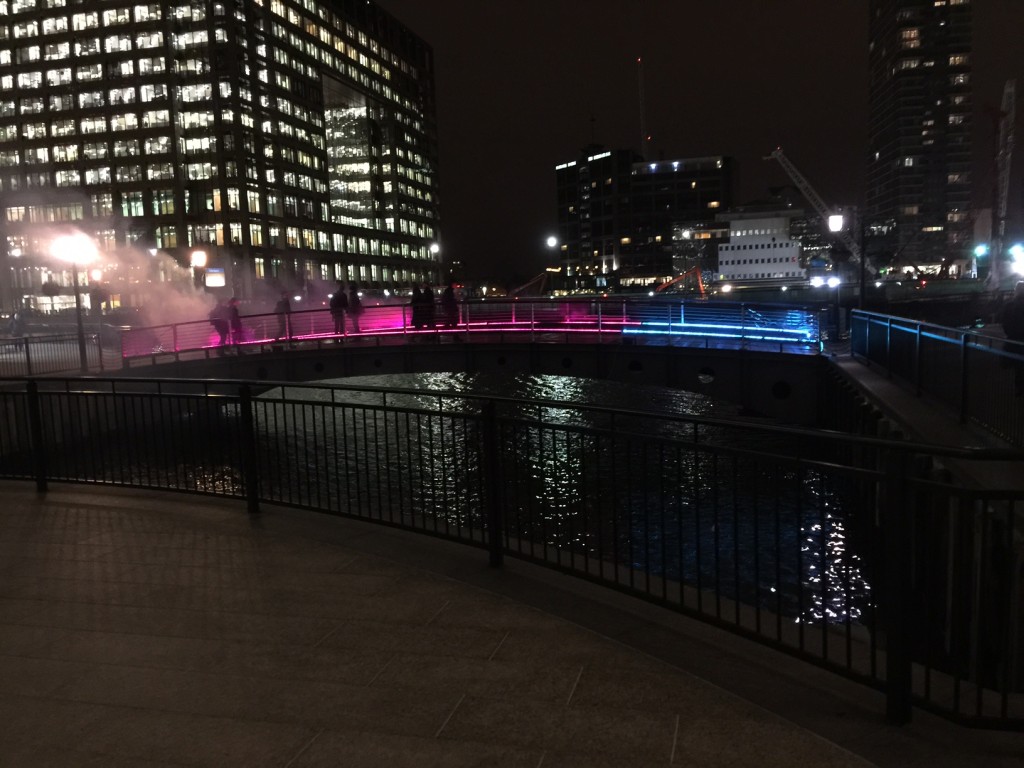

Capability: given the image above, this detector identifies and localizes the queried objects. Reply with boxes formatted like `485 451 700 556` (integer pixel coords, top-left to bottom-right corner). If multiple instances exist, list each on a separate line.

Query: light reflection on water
259 372 870 624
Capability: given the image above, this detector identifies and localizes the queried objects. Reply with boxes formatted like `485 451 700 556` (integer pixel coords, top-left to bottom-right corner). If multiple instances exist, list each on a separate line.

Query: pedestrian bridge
112 297 827 424
6 297 1024 440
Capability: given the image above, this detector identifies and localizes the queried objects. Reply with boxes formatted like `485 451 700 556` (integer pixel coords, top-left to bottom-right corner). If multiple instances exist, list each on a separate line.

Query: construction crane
654 266 706 296
511 268 560 297
987 80 1016 290
764 148 864 267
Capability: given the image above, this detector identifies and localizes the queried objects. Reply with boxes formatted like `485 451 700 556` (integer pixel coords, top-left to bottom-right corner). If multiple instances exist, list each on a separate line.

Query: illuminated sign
204 267 226 288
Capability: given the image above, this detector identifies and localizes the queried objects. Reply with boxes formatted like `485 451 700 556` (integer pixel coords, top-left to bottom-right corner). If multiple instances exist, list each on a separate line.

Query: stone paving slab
0 482 1019 766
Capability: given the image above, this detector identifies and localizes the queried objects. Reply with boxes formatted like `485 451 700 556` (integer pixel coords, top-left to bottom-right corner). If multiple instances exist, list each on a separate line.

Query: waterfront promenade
2 481 1023 766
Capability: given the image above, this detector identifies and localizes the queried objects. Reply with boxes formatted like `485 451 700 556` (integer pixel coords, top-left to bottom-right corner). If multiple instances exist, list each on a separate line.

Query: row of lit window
0 20 419 125
720 244 798 253
718 272 804 280
0 30 210 61
719 256 798 265
7 186 432 237
0 0 421 98
254 260 436 287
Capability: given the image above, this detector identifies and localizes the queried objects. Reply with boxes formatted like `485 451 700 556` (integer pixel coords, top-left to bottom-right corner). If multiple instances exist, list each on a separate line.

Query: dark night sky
376 1 1024 285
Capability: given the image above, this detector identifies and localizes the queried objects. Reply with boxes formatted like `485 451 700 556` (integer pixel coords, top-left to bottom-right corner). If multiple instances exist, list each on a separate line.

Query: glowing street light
1011 244 1024 277
828 214 845 233
546 235 558 249
190 249 207 289
51 232 99 373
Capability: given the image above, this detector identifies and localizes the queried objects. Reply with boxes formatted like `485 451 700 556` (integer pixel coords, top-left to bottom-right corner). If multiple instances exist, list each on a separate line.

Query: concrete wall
118 342 828 425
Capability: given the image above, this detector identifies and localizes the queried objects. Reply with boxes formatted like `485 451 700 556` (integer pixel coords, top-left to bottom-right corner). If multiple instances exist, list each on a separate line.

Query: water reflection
253 372 871 625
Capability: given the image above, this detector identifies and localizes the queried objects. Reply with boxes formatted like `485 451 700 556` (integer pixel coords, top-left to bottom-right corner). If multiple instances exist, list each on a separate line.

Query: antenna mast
637 57 648 161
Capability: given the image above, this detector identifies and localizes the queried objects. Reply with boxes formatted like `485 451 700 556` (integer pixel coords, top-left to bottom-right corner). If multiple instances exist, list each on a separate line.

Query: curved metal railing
0 374 1021 728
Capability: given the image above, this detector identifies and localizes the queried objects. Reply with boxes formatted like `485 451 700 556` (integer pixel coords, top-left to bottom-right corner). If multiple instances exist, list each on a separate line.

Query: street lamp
51 233 99 373
190 249 207 289
1011 244 1024 277
829 210 867 310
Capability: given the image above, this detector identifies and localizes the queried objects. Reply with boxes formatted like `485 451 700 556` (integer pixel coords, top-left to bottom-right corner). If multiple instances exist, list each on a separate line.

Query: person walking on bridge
329 281 348 338
274 290 292 340
347 282 363 334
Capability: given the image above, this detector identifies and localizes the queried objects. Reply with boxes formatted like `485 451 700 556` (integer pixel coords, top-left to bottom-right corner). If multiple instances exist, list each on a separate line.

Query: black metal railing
0 331 117 377
851 310 1024 447
0 375 1021 728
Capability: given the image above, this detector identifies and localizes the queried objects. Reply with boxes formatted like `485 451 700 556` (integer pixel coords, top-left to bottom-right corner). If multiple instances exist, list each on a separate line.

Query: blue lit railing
851 309 1024 447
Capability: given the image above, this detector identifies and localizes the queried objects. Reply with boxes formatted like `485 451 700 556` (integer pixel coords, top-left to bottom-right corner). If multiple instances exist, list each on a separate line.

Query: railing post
886 318 893 379
881 448 913 725
26 380 47 493
597 302 602 338
23 338 33 377
172 323 179 354
959 332 969 424
482 399 503 567
238 384 260 514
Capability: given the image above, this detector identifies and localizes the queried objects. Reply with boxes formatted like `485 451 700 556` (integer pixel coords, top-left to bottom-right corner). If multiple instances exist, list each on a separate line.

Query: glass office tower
0 0 440 310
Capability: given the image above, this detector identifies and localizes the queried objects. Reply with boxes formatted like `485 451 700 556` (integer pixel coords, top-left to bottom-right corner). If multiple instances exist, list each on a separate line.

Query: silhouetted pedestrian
441 283 459 328
422 284 436 328
274 291 292 339
347 283 363 333
329 281 348 336
410 285 424 329
209 299 229 351
227 296 244 347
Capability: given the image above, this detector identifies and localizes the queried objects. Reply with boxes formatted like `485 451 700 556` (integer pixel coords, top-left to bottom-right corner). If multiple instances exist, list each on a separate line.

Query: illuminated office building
866 0 972 269
0 0 440 310
555 148 734 290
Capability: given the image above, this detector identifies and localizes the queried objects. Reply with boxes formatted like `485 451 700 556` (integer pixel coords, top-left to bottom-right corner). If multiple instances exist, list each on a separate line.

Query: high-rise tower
0 0 440 310
866 0 972 270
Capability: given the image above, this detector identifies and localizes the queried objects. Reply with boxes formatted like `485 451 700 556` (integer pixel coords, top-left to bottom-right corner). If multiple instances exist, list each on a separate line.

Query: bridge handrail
851 309 1024 447
118 297 826 360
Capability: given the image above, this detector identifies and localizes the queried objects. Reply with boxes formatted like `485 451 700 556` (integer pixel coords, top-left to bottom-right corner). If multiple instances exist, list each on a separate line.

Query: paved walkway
2 482 1023 766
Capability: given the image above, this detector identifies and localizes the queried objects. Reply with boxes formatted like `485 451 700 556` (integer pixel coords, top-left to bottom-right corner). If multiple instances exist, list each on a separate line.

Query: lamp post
51 233 98 373
429 242 441 284
190 249 207 289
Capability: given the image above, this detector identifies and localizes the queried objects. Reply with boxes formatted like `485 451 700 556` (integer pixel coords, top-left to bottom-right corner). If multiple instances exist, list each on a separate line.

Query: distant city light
546 236 557 248
810 276 825 287
1011 244 1024 276
974 244 989 258
827 276 841 288
721 284 733 293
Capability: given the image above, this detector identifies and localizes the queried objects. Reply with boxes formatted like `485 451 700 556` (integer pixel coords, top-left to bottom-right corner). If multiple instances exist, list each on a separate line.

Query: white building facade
716 213 805 284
